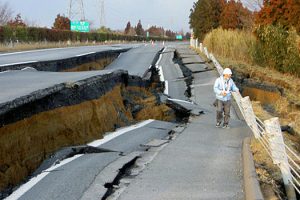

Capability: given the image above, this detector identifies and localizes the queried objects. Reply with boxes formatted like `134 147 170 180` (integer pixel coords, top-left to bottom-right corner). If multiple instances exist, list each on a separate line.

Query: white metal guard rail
190 38 299 199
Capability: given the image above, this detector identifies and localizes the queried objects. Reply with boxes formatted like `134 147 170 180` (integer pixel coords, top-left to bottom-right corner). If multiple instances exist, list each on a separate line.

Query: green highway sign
176 35 183 40
70 21 90 32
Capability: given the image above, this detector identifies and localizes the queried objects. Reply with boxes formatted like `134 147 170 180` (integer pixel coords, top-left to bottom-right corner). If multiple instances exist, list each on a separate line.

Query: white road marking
155 54 162 66
5 155 82 200
158 65 165 82
88 119 154 147
75 52 95 57
164 80 169 95
5 119 155 199
154 48 169 95
0 61 38 67
0 47 80 57
167 98 195 104
162 47 167 53
0 70 11 74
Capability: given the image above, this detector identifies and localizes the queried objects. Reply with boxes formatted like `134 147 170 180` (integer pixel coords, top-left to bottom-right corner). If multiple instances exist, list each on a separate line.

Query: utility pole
68 0 85 21
99 0 105 27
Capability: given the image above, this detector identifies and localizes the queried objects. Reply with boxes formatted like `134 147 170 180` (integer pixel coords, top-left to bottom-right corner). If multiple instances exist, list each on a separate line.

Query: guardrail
190 38 299 200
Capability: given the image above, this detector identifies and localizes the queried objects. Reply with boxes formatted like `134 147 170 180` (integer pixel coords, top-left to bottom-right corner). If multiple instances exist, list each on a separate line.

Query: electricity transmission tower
99 0 105 27
68 0 85 21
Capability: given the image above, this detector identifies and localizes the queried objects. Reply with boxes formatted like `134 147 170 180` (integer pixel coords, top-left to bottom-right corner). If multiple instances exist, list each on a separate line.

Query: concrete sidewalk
116 46 251 200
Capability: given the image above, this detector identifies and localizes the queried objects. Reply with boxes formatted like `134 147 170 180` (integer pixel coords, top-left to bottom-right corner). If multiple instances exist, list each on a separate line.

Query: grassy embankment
200 27 300 199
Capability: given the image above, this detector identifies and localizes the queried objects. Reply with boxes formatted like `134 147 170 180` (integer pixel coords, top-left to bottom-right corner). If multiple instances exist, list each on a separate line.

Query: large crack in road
0 43 205 200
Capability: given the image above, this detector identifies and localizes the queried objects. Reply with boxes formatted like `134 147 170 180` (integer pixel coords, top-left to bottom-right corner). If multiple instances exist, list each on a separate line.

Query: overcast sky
5 0 196 32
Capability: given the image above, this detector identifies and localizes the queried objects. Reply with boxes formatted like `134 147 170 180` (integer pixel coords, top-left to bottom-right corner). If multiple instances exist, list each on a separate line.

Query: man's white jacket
213 76 239 101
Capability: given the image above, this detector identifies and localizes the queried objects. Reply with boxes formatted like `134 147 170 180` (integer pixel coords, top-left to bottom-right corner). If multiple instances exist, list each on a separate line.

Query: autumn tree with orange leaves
255 0 300 33
52 14 70 30
220 0 253 30
7 14 26 27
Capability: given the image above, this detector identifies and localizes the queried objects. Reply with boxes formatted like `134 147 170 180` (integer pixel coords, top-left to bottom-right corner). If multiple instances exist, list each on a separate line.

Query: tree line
0 2 176 43
190 0 300 40
123 20 182 39
189 0 300 76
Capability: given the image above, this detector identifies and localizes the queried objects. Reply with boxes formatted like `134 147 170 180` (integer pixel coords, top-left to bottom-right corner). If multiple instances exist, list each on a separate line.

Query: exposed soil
0 83 175 198
63 55 118 72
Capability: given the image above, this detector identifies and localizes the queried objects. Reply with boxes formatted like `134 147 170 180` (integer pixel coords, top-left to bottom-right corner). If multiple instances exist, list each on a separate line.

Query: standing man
214 68 239 128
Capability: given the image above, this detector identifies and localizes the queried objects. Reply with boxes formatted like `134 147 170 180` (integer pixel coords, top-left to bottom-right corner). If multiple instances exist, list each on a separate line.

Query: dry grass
251 138 284 199
203 28 255 63
297 34 300 51
252 101 274 121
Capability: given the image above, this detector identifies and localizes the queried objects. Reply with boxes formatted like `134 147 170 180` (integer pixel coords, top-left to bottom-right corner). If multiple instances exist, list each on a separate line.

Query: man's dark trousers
216 99 231 125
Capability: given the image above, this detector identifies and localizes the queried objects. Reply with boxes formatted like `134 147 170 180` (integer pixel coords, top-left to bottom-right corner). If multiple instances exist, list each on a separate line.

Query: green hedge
0 26 172 43
252 25 300 76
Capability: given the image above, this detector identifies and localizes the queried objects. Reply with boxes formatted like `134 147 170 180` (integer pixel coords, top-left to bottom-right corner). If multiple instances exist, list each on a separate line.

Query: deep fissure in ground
0 49 194 199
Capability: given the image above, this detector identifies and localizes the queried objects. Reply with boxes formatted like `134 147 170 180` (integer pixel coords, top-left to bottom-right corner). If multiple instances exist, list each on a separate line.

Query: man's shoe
222 124 230 129
216 122 222 128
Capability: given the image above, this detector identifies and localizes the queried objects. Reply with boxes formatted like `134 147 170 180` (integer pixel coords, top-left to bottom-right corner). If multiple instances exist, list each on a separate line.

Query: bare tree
0 1 13 25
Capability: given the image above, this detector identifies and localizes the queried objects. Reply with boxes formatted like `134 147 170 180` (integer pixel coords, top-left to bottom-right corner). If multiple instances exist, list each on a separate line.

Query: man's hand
222 91 227 96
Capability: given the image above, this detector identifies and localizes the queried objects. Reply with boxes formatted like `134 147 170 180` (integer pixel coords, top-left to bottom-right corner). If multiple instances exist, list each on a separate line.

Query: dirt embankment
63 55 118 72
0 71 175 196
232 66 300 134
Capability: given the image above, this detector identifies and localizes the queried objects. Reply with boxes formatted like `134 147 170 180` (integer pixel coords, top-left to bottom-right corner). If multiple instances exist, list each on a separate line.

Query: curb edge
243 137 264 200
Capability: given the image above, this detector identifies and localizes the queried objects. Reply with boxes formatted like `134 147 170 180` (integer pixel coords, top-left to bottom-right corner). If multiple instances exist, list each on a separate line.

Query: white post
265 117 296 200
240 96 260 138
209 53 223 75
200 43 203 52
204 47 209 59
195 38 198 49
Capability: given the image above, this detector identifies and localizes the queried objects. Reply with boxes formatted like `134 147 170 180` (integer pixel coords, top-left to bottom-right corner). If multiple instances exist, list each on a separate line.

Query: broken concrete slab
140 139 169 148
181 57 205 65
0 48 130 72
166 98 205 116
185 63 214 73
32 145 120 177
0 69 150 126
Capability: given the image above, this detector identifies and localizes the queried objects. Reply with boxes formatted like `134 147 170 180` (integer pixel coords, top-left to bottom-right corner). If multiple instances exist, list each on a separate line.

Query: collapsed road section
0 67 176 198
0 43 206 199
0 45 136 72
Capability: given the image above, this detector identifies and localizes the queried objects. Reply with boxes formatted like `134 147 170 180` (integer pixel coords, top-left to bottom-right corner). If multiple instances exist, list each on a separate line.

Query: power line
99 0 105 27
68 0 85 21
